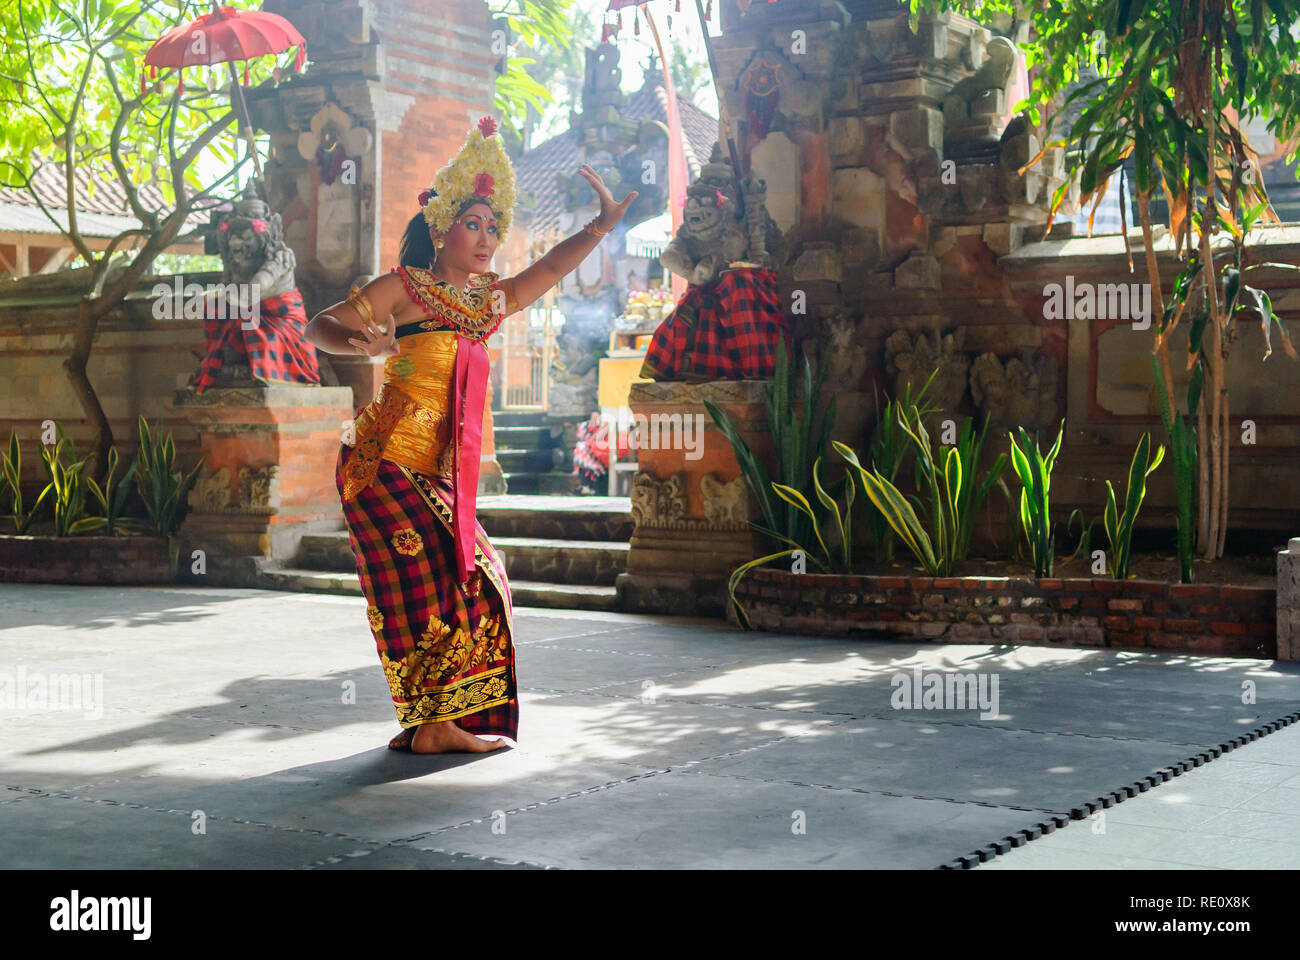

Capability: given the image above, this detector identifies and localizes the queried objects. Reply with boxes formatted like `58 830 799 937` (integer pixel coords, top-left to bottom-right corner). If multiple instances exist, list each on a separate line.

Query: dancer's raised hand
348 313 401 357
578 163 637 231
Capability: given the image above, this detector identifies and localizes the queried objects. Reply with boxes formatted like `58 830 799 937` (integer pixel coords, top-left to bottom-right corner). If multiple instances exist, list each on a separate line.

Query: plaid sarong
191 288 321 394
640 266 791 382
334 442 518 737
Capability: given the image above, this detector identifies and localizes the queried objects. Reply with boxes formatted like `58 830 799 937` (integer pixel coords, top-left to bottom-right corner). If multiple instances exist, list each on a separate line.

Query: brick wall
731 568 1276 658
0 535 173 584
375 0 498 266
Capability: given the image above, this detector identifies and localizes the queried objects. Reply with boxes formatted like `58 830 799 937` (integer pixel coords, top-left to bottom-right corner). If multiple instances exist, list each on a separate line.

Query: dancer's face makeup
432 202 499 272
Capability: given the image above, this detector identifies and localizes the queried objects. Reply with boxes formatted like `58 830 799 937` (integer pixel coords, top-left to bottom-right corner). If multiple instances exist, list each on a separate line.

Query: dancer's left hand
578 163 637 231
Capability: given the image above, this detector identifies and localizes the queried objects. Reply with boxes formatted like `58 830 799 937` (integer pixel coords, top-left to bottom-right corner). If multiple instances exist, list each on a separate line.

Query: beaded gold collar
392 265 502 340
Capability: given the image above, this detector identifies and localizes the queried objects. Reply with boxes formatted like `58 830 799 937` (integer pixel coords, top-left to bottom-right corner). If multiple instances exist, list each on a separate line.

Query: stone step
496 447 563 473
501 472 538 495
493 425 561 449
250 563 618 611
507 579 620 611
537 471 579 495
492 536 628 586
493 410 550 427
256 564 364 595
298 532 360 572
501 471 580 496
477 497 633 540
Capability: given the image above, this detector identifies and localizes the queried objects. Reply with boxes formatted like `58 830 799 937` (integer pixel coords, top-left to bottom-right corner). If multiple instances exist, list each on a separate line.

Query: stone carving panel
969 351 1058 428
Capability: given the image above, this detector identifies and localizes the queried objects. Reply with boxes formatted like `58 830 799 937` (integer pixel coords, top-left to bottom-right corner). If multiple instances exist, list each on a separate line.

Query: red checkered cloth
334 442 518 738
190 288 321 394
639 267 791 382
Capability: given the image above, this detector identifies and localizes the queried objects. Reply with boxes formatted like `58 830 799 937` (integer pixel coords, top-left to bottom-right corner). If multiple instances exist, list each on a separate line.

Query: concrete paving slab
684 717 1184 811
387 769 1039 869
0 792 376 869
978 719 1300 869
5 583 1300 870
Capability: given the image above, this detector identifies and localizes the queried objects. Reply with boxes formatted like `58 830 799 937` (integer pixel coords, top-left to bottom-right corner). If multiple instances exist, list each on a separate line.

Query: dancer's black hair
398 211 436 269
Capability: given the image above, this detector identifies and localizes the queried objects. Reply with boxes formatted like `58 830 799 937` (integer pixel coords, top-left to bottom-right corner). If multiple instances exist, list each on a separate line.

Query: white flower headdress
419 115 516 245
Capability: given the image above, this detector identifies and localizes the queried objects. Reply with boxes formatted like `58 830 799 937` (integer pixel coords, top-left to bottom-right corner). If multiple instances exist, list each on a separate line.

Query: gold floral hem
380 608 511 727
395 668 511 728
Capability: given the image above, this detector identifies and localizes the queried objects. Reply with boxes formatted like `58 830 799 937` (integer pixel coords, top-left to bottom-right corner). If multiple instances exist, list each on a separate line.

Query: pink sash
451 334 489 586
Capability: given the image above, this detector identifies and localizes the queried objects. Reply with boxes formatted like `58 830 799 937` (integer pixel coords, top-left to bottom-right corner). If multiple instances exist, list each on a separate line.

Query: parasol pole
207 1 264 182
225 61 265 182
689 0 744 179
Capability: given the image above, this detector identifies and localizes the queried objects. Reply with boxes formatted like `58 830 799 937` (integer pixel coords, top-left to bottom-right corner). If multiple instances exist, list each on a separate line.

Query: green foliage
951 414 1010 562
866 371 939 562
37 423 97 537
839 405 1008 577
726 456 855 630
1 431 53 533
838 440 941 574
489 0 580 142
1102 432 1165 580
1151 352 1199 583
706 336 839 556
1007 422 1065 578
0 0 249 220
82 444 144 536
134 416 203 573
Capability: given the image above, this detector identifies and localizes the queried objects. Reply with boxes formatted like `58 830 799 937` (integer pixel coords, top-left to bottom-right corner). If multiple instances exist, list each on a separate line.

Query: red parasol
144 3 307 181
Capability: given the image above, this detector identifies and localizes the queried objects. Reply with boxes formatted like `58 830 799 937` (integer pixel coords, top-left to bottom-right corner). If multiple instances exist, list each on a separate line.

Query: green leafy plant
837 403 1009 577
726 455 855 630
81 445 144 537
839 439 945 575
1103 432 1166 580
951 414 1010 563
1 431 53 533
866 371 940 562
910 0 1300 562
1007 422 1065 578
38 424 99 537
1151 257 1203 583
134 416 204 574
705 336 840 554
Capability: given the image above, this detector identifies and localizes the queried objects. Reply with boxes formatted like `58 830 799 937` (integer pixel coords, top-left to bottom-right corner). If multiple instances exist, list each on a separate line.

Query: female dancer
305 115 636 754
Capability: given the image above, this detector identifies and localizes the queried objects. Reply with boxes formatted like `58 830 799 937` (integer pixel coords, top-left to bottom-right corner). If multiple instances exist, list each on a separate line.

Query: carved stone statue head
679 145 741 244
211 182 288 284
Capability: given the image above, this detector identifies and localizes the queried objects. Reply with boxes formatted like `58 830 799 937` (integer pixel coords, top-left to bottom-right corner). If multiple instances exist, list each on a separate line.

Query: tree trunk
1196 373 1208 550
1217 378 1229 557
63 296 114 486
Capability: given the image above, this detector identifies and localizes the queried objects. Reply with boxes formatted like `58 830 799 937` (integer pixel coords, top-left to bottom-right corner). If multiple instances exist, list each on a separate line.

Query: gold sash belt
342 382 455 502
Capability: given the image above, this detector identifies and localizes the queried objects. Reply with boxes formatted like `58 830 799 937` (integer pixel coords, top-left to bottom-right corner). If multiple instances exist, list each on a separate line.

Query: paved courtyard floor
3 583 1299 870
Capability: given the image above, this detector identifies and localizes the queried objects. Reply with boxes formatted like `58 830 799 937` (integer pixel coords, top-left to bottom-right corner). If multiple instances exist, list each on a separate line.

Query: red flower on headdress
418 189 432 206
251 219 267 233
715 189 726 207
474 172 495 197
477 116 498 138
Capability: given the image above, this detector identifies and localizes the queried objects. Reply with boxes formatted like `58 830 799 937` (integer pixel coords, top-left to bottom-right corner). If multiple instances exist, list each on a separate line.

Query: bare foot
388 728 413 751
410 720 510 754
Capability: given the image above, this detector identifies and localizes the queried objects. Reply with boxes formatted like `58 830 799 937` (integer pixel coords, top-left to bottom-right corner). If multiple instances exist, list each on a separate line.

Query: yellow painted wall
598 355 652 409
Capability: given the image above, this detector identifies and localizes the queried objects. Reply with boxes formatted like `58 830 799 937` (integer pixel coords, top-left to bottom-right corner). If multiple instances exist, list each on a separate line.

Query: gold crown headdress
420 115 516 246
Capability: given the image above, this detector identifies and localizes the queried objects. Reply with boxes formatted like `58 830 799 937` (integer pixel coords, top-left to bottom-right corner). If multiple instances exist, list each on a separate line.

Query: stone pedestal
173 382 354 562
617 379 771 617
1277 537 1300 661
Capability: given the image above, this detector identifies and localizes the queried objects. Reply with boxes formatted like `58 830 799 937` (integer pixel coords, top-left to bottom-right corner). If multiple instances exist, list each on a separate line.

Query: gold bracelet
347 283 376 328
582 217 608 238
